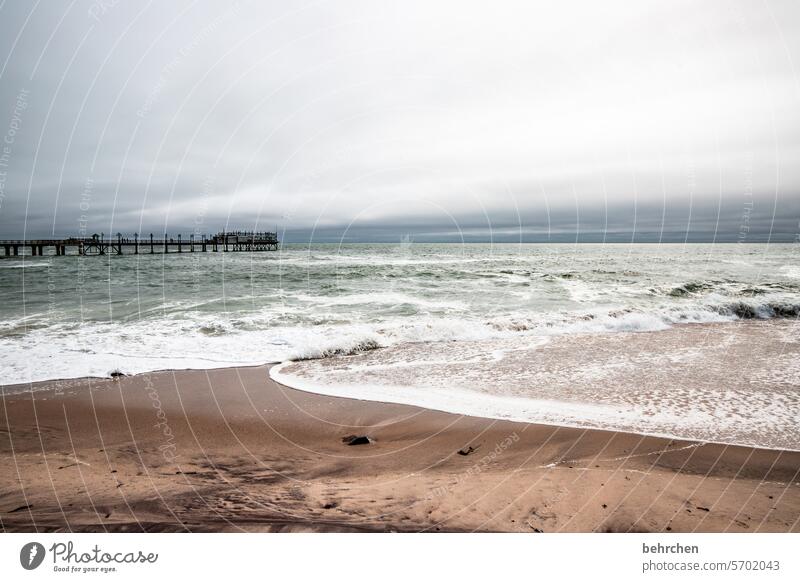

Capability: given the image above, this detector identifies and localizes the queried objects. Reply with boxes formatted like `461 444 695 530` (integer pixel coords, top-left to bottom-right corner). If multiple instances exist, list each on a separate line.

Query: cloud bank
0 0 798 242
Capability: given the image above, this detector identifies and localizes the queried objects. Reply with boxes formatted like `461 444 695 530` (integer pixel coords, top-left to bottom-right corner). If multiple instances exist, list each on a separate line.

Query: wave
667 281 715 297
269 298 800 367
488 299 799 335
0 261 51 269
294 291 467 311
1 290 797 385
292 338 383 360
655 279 799 297
713 301 800 319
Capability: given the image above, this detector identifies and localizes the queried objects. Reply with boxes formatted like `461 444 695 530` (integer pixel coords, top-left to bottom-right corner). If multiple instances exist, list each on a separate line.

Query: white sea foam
780 265 800 279
271 321 800 451
295 291 468 311
0 261 51 269
1 295 797 385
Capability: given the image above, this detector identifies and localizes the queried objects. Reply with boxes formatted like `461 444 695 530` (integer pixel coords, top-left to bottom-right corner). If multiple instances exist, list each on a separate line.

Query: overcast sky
0 0 798 242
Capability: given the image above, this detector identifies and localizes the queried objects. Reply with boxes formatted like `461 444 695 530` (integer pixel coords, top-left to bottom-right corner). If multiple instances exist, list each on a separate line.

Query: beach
1 244 799 532
2 362 798 533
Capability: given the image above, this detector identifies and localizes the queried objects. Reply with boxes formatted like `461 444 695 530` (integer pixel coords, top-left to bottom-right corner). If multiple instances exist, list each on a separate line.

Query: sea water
1 243 798 448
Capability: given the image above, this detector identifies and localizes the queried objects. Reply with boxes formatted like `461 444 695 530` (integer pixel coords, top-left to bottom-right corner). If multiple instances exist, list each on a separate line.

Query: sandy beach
1 364 798 533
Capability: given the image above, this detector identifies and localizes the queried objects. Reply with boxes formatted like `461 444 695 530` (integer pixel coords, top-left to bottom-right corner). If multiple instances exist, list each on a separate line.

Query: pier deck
0 231 279 256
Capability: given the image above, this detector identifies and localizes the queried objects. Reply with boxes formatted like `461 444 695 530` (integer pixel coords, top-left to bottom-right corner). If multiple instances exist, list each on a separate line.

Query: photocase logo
19 542 46 570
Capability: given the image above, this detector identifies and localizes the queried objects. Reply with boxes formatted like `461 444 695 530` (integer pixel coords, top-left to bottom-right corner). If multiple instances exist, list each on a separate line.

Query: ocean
1 243 798 449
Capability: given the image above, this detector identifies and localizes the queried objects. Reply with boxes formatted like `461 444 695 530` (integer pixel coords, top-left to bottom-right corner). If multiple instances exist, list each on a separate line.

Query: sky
0 0 798 242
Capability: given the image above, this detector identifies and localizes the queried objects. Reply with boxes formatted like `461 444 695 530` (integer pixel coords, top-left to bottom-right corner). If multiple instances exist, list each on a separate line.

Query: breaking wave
1 243 799 385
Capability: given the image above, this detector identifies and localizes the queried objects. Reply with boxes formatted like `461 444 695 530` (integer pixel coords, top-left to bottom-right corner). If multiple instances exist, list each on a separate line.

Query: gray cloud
0 0 798 242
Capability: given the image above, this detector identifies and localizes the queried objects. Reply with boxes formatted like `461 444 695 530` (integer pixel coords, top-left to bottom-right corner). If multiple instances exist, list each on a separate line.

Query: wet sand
1 365 798 532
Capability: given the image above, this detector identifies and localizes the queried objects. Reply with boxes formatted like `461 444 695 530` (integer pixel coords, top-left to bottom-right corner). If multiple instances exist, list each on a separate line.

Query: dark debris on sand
341 435 372 446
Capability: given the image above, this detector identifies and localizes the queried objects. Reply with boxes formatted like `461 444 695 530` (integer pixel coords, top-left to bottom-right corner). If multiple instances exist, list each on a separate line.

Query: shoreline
270 362 800 454
2 364 798 532
6 358 797 454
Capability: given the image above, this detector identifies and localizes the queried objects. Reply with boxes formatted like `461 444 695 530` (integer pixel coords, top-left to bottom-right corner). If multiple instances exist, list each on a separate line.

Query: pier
0 231 279 256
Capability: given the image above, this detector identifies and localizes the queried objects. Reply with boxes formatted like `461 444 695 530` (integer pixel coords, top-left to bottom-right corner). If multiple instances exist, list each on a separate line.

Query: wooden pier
0 231 279 256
